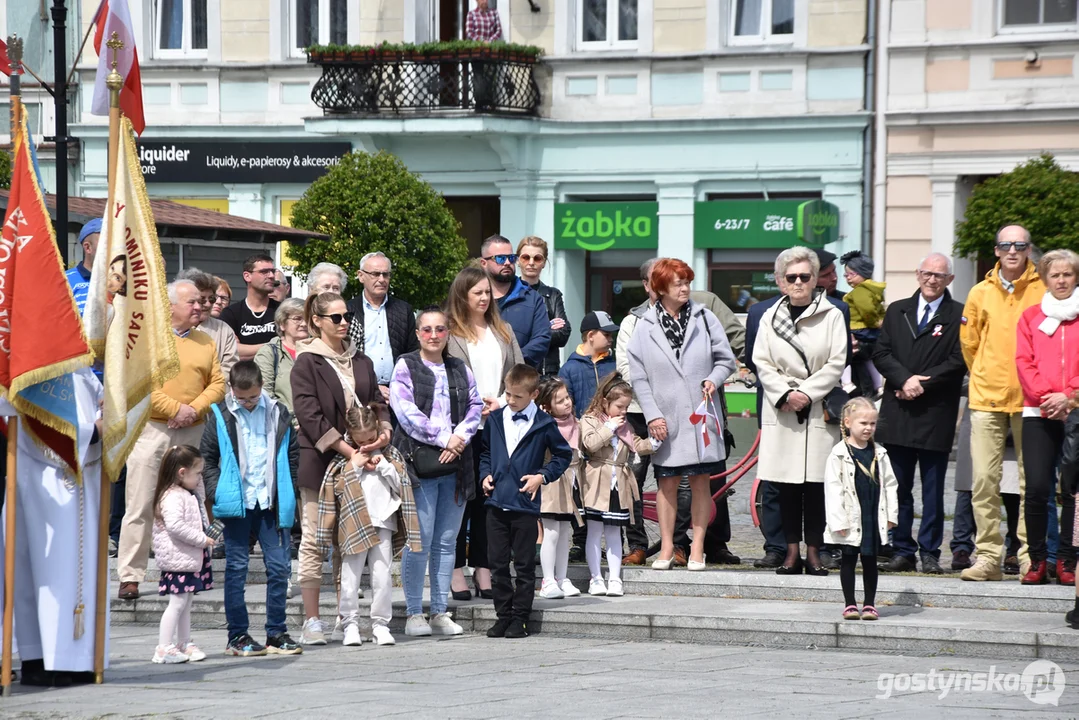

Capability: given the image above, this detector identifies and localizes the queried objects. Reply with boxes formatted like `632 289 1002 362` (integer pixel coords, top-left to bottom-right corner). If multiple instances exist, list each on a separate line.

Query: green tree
955 154 1079 258
0 149 11 190
288 151 468 308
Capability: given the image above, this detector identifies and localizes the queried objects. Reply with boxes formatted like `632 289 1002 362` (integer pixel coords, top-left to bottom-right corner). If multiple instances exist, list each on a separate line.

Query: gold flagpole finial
105 32 124 100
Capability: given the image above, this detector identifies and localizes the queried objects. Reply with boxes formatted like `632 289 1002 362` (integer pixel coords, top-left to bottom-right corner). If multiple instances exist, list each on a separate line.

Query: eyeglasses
484 254 518 265
214 295 230 304
316 311 355 325
918 270 950 281
286 315 305 324
419 326 449 336
785 273 813 284
361 269 392 279
997 241 1030 253
234 394 261 407
519 253 545 263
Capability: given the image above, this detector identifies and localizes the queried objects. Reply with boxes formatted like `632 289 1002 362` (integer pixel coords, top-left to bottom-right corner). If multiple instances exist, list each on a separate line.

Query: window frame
727 0 795 47
577 0 640 51
997 0 1079 34
153 0 209 60
288 0 350 59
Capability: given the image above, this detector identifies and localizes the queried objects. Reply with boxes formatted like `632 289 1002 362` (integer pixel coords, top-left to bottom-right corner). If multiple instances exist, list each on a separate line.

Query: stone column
657 180 704 289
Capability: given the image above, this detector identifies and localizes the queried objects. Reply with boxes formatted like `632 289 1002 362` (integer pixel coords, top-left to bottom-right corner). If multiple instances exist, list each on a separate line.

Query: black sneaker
505 618 529 639
753 551 784 569
266 633 303 655
486 619 511 638
225 634 267 657
1066 609 1079 629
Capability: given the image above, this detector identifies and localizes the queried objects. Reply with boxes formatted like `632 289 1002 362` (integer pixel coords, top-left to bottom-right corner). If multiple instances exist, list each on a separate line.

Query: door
588 267 648 326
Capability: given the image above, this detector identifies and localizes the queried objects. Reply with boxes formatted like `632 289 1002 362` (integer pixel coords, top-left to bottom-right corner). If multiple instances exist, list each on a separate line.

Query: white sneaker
286 578 295 599
405 614 432 637
342 624 363 647
560 579 582 597
606 578 624 597
588 577 607 596
152 644 189 664
538 579 565 599
299 617 327 646
331 617 345 643
372 625 396 646
180 642 207 662
429 612 464 636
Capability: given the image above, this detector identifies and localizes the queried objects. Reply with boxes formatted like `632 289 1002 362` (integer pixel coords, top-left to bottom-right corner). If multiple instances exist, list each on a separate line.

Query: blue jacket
497 277 551 370
558 350 616 418
480 406 573 516
200 394 299 528
65 264 91 316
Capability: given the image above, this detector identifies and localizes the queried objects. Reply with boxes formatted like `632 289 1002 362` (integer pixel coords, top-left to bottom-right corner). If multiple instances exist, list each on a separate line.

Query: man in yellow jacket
959 225 1044 581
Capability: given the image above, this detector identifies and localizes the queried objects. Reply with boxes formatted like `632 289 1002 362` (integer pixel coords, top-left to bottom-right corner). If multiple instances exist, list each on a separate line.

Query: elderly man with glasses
479 235 551 370
346 252 419 402
871 254 967 575
958 226 1046 581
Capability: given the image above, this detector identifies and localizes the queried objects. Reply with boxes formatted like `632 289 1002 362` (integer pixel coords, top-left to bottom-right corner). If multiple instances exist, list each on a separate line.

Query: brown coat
540 447 583 525
579 414 655 522
291 350 381 491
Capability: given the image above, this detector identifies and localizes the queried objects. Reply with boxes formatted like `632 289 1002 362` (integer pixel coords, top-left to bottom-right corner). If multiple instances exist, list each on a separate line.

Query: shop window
578 0 638 50
1000 0 1077 30
729 0 794 45
154 0 208 58
290 0 349 57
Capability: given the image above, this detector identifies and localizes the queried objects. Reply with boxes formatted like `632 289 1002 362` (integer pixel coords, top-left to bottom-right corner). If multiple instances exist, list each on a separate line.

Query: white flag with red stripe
90 0 145 135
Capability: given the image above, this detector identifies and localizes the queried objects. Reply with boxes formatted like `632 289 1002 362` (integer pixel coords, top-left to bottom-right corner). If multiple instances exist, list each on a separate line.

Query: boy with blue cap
66 217 102 316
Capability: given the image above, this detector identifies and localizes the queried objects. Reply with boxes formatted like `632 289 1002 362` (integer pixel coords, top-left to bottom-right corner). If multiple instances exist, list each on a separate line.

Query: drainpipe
871 0 889 282
861 0 876 256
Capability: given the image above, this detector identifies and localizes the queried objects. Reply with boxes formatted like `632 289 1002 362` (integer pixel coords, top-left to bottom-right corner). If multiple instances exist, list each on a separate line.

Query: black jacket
346 293 420 365
530 280 570 376
872 289 966 453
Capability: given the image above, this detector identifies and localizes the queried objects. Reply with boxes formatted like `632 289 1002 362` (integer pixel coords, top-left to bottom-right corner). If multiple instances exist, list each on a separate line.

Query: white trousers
339 528 393 629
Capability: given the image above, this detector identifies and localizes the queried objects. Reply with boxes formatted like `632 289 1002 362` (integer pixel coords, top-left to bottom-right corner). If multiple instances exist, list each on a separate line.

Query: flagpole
6 35 21 141
93 34 124 686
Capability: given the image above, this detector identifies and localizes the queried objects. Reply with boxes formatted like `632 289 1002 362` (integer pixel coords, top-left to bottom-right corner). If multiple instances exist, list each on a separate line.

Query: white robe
0 368 109 671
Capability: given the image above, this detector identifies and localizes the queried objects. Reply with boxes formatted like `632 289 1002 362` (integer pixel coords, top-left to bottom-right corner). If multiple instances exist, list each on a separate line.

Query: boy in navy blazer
481 364 572 638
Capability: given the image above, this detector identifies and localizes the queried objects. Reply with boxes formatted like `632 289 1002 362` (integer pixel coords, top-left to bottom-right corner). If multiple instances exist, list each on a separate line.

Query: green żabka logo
555 203 659 251
796 200 840 247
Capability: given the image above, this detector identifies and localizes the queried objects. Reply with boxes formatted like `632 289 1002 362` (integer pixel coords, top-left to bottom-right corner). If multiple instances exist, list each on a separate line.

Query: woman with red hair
626 258 738 569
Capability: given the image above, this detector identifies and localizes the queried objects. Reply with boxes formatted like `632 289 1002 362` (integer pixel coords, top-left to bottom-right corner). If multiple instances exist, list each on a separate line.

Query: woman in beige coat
752 246 847 576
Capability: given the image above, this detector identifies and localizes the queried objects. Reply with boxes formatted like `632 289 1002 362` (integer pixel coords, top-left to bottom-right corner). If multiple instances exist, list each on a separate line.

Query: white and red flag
90 0 145 134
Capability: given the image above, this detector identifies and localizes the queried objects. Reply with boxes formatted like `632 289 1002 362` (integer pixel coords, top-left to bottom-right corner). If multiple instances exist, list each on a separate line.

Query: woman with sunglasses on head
291 292 391 645
517 236 570 378
751 247 848 576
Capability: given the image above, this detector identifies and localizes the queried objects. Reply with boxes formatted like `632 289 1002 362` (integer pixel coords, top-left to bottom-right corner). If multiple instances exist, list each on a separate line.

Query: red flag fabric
0 39 10 77
92 0 145 135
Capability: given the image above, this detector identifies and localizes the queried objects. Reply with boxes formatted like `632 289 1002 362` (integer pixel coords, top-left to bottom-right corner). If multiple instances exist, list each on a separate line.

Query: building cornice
887 34 1079 53
888 150 1079 177
541 45 870 65
886 105 1079 126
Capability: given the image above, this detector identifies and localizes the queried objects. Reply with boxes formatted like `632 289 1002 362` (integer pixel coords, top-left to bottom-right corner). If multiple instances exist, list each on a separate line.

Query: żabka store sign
553 202 659 252
136 140 353 184
694 199 841 249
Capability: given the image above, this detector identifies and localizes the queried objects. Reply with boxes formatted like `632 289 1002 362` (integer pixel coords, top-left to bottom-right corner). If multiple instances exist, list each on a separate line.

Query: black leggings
841 553 878 607
1022 417 1076 562
777 482 826 547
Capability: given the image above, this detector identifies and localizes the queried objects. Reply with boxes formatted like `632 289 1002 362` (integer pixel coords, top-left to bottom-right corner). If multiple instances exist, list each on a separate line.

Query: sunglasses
316 311 355 325
997 241 1029 252
362 269 392 279
519 253 545 263
419 325 449 336
484 254 518 265
785 273 813 284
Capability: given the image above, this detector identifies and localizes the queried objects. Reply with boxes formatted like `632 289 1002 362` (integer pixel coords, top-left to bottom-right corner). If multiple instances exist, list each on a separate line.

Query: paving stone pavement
2 625 1075 718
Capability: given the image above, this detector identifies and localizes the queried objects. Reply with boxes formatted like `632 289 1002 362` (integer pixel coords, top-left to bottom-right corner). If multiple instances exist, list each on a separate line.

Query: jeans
109 467 127 542
222 505 292 641
403 473 467 617
760 480 786 556
1048 483 1060 564
487 508 539 621
950 490 976 555
885 445 949 561
1022 418 1074 563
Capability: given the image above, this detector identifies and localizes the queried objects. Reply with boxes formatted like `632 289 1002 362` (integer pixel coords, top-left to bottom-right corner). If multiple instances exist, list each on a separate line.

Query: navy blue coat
497 277 552 370
558 350 617 418
480 406 573 516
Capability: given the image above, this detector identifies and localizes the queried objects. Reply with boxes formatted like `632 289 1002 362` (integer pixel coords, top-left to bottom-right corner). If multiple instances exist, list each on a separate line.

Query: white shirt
503 401 537 458
359 456 401 532
467 326 505 426
916 294 945 328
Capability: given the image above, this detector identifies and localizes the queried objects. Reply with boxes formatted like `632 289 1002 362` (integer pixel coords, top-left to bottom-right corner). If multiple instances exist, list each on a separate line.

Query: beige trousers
117 421 204 583
298 486 341 590
969 410 1030 567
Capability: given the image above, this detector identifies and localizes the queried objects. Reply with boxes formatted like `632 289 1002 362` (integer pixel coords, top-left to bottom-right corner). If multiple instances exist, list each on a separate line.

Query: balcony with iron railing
307 41 543 116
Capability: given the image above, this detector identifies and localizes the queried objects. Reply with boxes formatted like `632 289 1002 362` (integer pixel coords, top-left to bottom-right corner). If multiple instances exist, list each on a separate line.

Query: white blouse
467 326 504 427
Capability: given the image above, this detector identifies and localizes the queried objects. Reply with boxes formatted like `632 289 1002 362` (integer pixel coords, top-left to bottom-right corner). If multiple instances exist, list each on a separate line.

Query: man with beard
479 235 551 370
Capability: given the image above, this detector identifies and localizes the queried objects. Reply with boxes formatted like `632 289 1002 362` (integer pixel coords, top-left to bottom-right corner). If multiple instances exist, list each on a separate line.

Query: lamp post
50 0 70 265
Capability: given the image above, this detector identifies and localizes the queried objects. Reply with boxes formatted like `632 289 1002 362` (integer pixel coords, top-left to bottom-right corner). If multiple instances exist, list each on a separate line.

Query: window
730 0 794 44
291 0 348 56
155 0 208 57
578 0 638 49
1000 0 1077 29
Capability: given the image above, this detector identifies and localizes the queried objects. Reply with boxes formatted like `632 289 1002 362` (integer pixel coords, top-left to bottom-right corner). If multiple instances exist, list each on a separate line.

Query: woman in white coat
752 246 847 575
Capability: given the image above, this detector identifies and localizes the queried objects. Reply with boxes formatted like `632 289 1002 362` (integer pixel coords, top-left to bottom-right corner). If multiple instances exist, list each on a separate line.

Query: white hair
774 246 821 279
167 279 197 304
360 251 392 272
309 262 348 292
919 253 954 275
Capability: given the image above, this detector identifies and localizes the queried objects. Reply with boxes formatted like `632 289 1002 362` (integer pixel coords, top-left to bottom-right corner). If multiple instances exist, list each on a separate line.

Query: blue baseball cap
78 217 103 244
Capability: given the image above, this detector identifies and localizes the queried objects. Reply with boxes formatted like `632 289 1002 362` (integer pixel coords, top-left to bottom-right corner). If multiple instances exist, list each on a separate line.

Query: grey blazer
445 328 524 398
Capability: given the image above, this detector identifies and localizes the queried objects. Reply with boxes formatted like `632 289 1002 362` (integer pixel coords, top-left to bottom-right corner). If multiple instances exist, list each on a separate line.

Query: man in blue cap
66 217 102 316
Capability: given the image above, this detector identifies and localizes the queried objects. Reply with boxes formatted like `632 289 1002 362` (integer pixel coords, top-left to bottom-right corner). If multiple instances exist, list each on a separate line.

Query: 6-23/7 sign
694 199 840 249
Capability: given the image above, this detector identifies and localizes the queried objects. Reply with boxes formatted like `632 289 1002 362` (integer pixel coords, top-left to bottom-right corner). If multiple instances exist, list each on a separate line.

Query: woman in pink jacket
1016 249 1079 587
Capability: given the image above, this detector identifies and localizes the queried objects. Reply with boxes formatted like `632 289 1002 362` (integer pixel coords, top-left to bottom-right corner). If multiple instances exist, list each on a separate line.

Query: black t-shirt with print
219 299 280 346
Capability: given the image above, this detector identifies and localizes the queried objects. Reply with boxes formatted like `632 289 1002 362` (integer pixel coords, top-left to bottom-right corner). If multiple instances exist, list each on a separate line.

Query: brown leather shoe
624 549 647 566
672 548 688 567
118 582 139 600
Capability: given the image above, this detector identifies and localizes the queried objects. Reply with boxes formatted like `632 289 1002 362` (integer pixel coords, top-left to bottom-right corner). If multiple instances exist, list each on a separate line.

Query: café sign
694 199 841 249
554 202 659 252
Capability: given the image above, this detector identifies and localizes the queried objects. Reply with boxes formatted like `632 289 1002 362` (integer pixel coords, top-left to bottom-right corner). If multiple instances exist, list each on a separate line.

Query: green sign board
554 202 659 252
694 199 840 249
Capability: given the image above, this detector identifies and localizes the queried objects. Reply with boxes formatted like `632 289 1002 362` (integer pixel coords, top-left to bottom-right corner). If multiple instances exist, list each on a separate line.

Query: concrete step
109 583 1079 663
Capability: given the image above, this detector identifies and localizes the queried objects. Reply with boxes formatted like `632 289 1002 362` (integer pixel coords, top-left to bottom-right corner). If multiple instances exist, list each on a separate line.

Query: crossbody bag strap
445 360 461 429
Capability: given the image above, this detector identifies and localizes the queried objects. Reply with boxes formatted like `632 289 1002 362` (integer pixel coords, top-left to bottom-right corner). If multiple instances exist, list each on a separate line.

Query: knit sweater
150 328 227 423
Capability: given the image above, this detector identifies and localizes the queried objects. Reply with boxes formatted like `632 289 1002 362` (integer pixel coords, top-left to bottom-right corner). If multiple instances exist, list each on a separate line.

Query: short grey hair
640 258 658 281
167 279 197 304
308 262 348 292
774 246 820 279
274 297 306 336
360 251 392 271
174 267 215 293
918 253 954 275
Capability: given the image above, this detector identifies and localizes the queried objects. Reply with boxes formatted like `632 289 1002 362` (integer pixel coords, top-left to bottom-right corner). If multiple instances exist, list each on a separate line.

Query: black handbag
407 364 464 479
821 387 851 425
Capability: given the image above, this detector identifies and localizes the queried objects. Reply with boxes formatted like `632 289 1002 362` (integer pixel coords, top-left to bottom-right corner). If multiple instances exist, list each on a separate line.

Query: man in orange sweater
117 279 226 599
